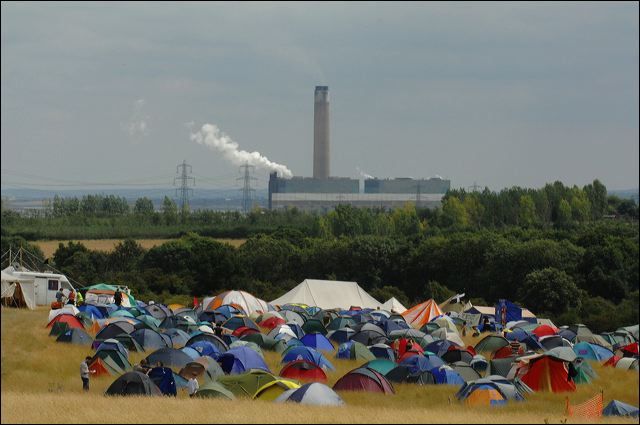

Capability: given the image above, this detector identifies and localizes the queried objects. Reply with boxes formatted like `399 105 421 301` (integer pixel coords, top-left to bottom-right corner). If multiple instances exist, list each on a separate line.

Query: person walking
55 287 65 307
80 356 96 392
114 289 123 307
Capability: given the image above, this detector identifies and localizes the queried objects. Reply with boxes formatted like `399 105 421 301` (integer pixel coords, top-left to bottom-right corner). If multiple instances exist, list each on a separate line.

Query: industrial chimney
313 86 330 179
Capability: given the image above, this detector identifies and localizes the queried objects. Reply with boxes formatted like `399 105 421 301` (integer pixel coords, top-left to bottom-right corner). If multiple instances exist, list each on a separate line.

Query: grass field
33 238 247 258
1 307 638 424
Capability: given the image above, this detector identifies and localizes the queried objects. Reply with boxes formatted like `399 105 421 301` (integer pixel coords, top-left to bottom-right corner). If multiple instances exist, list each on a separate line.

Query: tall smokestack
313 86 330 179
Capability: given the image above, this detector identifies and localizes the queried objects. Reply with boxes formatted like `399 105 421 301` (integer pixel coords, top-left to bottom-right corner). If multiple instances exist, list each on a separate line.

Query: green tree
518 268 579 315
570 189 591 222
518 195 537 227
391 203 423 236
162 196 178 225
441 197 468 228
556 199 572 226
370 285 410 308
134 197 155 217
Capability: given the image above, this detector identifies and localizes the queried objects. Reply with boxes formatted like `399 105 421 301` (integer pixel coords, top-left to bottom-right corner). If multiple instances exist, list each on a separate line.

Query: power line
174 160 195 216
237 163 256 214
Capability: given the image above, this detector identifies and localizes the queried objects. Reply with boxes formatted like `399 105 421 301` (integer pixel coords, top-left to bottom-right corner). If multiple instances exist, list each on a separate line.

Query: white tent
1 269 36 310
270 279 381 310
381 297 407 314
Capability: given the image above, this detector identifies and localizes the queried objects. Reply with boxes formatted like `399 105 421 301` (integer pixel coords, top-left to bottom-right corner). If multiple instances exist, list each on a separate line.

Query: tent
494 300 523 329
148 366 177 396
573 342 614 362
474 335 510 354
327 328 356 345
280 360 328 383
254 379 301 401
333 367 395 394
185 333 229 353
275 383 345 406
194 381 236 400
217 370 278 397
56 328 92 346
271 279 382 310
402 299 443 329
615 358 639 371
520 355 576 393
219 347 270 375
603 400 639 418
206 290 270 316
282 346 335 371
105 371 162 396
456 377 527 404
144 348 192 370
85 283 136 308
1 269 36 310
369 344 396 362
336 341 376 362
381 297 407 314
300 333 334 352
131 329 170 351
46 314 84 330
179 357 224 382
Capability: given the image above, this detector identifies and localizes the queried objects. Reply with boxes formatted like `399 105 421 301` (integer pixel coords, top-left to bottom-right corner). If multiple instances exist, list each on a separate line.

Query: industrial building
268 86 451 212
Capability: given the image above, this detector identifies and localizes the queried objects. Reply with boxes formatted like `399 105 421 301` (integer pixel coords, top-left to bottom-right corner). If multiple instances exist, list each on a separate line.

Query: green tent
49 322 70 337
302 319 328 335
574 360 598 384
474 335 510 353
364 359 397 376
240 333 280 351
217 369 278 397
194 381 236 400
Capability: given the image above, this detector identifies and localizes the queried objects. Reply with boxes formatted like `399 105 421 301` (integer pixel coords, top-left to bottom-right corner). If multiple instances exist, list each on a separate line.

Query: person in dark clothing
482 317 491 333
214 322 224 338
114 289 123 307
568 360 580 382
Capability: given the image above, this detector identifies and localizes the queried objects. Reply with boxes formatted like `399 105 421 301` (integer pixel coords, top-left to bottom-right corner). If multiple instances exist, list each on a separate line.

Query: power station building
268 86 451 212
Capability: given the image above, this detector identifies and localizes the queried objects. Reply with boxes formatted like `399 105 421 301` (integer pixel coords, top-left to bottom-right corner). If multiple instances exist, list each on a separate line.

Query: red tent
259 317 286 330
333 367 395 394
521 356 576 393
394 338 424 360
620 342 639 357
532 324 558 338
279 360 328 383
232 326 259 338
603 355 621 368
46 314 84 329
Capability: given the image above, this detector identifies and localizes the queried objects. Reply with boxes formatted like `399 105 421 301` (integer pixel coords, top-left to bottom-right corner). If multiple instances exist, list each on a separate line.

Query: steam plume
191 123 293 178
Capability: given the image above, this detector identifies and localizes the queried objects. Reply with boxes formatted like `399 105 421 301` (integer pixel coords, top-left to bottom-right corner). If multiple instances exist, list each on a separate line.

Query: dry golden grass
34 238 246 258
2 307 638 424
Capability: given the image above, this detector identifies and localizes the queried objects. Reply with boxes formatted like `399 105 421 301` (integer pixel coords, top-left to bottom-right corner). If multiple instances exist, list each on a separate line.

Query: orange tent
401 299 443 329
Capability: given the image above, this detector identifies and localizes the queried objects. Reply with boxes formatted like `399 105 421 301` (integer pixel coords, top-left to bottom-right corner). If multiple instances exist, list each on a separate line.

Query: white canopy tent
270 279 382 310
381 297 407 314
1 269 36 310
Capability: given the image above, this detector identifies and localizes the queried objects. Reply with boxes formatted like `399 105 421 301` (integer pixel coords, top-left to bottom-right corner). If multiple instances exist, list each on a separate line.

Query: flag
566 392 603 419
193 296 199 308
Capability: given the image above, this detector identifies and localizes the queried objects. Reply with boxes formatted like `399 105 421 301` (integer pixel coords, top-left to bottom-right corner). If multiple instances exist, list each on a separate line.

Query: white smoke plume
191 123 293 178
356 166 374 180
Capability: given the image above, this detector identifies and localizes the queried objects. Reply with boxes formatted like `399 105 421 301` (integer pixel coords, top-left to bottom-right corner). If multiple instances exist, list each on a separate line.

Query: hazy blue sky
2 2 638 191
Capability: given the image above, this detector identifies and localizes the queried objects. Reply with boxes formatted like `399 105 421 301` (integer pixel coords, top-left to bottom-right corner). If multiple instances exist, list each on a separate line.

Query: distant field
1 307 638 424
34 238 247 258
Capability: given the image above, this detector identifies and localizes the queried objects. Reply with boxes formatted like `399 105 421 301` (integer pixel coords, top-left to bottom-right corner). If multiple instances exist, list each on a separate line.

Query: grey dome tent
105 371 162 396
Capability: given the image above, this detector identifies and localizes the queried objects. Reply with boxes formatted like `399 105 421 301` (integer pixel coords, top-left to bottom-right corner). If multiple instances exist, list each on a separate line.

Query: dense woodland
1 179 638 332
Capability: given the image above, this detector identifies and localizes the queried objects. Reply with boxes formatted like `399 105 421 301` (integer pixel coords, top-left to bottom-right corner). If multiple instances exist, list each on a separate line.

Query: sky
1 1 638 192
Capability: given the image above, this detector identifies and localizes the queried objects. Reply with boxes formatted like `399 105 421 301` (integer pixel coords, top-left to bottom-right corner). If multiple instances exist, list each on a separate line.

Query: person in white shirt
80 356 96 391
187 376 199 397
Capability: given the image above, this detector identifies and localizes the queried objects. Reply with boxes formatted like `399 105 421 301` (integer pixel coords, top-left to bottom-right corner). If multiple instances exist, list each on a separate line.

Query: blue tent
96 339 129 358
148 366 177 396
300 333 334 352
495 300 522 330
603 400 639 418
399 354 444 374
188 340 222 360
287 323 306 339
429 367 465 385
78 304 105 319
573 342 614 362
327 328 355 344
424 340 460 357
219 346 270 375
369 344 396 361
181 346 201 360
281 346 335 371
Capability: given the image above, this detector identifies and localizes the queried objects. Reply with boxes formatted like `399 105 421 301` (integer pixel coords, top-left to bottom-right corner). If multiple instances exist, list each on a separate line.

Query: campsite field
1 307 638 424
33 239 246 258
